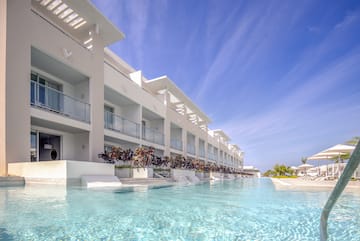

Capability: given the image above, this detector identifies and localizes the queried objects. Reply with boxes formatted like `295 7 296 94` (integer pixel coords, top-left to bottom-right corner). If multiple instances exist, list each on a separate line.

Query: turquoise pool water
1 178 360 240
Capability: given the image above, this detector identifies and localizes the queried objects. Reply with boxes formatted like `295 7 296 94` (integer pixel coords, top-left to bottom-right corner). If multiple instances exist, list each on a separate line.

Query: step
81 175 122 188
0 176 25 187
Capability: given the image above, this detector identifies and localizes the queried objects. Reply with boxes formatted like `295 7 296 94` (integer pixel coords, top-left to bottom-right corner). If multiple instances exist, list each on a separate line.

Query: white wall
4 0 31 166
0 0 7 175
104 64 166 118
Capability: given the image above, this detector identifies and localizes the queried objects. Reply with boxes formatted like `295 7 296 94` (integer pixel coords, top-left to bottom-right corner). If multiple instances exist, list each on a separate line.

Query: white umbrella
307 144 355 177
297 163 314 176
298 163 314 169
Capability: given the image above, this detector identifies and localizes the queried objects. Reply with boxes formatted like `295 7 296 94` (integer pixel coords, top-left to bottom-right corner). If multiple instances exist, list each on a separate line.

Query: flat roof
213 129 231 141
32 0 125 46
145 76 211 124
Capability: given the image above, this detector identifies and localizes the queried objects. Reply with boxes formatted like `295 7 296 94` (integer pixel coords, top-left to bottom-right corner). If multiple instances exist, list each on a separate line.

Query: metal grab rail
320 141 360 241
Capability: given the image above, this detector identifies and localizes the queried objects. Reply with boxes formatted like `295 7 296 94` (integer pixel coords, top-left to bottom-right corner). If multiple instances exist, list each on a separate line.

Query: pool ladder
320 141 360 241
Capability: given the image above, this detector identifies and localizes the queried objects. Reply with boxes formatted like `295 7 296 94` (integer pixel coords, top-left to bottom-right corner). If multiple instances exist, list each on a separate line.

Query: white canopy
298 163 314 169
307 144 355 161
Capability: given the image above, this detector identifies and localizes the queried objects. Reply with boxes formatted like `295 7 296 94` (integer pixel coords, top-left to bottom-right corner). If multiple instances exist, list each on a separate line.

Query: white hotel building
0 0 243 179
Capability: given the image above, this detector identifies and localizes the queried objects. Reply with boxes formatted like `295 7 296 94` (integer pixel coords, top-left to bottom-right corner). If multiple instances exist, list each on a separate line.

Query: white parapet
210 172 224 180
171 169 199 184
132 167 153 178
8 160 115 185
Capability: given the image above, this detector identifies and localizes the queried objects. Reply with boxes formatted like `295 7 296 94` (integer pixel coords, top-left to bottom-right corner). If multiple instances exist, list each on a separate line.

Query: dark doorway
39 133 61 161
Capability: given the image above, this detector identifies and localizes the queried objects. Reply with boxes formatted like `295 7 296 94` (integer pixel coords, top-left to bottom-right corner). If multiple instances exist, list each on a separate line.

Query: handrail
320 141 360 241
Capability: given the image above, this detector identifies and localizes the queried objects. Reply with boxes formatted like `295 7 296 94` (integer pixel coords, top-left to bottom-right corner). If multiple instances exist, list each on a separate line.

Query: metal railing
104 111 140 138
142 127 164 145
30 81 90 123
187 144 196 155
320 142 360 241
170 139 183 151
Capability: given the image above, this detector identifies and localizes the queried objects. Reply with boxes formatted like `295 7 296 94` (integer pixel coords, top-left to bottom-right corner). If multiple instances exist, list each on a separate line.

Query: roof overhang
213 129 231 142
32 0 124 47
145 76 211 124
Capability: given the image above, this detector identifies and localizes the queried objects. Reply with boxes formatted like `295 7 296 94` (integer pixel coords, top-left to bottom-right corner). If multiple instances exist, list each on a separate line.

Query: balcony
171 139 183 151
208 153 217 161
187 144 196 155
30 81 90 123
104 111 140 138
142 127 164 145
199 149 205 158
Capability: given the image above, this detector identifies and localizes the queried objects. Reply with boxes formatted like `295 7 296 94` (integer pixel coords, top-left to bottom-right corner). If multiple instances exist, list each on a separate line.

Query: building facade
0 0 243 177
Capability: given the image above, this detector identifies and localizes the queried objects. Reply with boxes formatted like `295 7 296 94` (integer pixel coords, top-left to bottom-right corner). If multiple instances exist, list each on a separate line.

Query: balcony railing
171 139 183 151
187 144 196 155
208 153 217 161
30 81 90 123
199 149 205 158
142 127 164 145
104 111 140 138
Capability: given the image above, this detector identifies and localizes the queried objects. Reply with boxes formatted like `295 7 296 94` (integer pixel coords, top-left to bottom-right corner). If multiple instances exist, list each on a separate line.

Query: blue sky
91 0 360 171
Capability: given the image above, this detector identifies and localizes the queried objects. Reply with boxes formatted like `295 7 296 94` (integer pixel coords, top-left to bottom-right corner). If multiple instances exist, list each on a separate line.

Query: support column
1 0 31 177
89 25 104 162
0 0 7 176
164 92 171 157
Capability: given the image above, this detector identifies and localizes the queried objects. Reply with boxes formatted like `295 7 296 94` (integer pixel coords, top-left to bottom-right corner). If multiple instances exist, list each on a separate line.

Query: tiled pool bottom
1 179 360 241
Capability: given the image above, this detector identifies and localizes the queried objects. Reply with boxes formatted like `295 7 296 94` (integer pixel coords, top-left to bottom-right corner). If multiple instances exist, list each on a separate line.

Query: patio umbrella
307 144 355 177
297 163 314 176
298 163 314 169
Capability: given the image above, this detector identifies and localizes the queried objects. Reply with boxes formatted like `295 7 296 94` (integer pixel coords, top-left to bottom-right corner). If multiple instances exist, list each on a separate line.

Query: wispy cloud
195 1 311 102
334 12 358 29
217 45 360 170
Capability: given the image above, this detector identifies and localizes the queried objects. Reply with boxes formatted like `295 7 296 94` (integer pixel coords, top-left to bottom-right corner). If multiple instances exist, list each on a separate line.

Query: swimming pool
0 178 359 240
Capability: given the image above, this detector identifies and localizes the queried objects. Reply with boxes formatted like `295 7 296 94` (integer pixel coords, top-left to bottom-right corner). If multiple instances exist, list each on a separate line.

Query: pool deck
271 178 360 191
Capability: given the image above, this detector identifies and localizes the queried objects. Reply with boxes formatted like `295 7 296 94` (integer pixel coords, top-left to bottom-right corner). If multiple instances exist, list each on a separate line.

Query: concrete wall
9 160 67 179
104 64 166 118
66 161 114 178
132 168 153 178
8 160 115 183
0 0 7 175
4 0 31 166
171 169 195 178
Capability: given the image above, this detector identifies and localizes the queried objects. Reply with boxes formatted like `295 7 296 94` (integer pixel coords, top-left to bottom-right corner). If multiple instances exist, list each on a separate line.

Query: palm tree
345 136 360 146
301 157 307 164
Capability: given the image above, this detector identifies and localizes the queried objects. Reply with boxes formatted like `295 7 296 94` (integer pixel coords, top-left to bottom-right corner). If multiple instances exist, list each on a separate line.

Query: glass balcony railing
187 144 196 155
142 127 164 145
171 139 183 151
199 149 205 158
30 81 90 123
208 153 217 161
104 111 140 138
